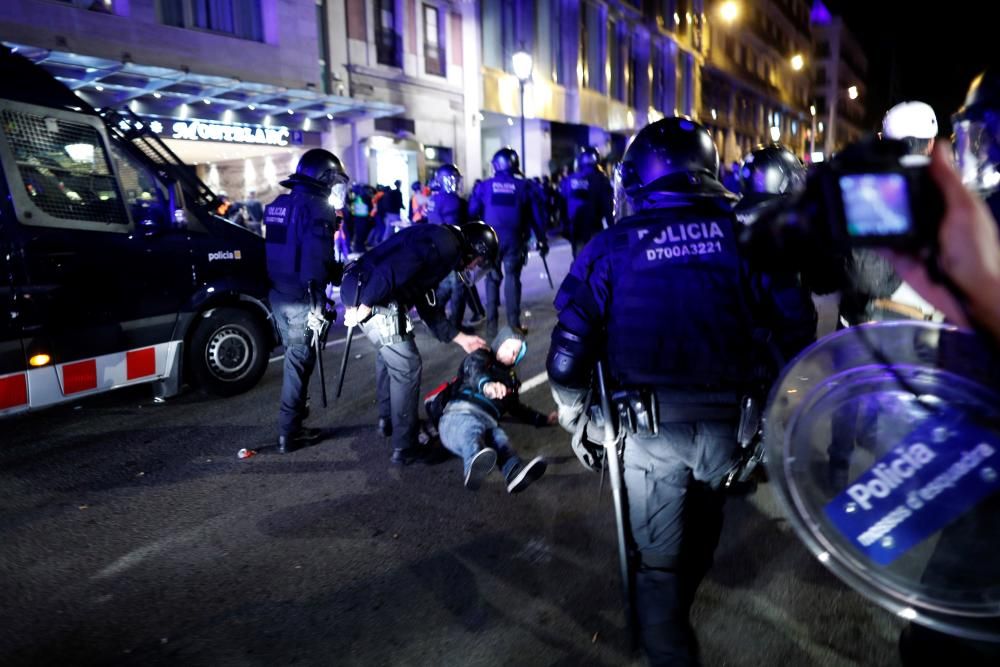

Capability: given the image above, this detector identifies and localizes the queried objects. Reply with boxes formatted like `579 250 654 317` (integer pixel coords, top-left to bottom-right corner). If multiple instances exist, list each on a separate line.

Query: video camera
742 138 945 294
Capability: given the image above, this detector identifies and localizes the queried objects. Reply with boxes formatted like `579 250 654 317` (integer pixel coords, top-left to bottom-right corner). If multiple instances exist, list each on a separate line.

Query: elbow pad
546 324 592 389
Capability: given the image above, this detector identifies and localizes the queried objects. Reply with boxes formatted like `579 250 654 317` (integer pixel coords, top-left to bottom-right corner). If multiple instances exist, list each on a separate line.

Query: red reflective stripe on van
63 359 97 394
0 374 28 409
126 347 156 380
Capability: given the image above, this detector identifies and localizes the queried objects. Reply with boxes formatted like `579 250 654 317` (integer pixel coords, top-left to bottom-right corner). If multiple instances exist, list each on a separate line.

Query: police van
0 49 276 417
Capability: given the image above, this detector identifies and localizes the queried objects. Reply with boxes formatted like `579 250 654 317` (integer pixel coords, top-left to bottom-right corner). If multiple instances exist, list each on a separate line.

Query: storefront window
158 0 264 42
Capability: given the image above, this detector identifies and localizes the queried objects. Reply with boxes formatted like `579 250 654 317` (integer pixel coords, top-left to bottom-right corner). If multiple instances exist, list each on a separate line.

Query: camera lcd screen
839 173 914 238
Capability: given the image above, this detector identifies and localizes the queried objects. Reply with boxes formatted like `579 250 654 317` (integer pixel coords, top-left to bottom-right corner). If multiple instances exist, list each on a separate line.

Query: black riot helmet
457 221 499 269
738 143 806 198
574 145 600 172
952 69 1000 194
491 147 520 175
614 116 732 220
434 163 463 195
282 148 350 204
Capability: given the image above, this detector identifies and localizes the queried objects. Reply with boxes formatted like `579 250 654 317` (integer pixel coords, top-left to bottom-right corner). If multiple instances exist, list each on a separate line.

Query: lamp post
512 50 533 173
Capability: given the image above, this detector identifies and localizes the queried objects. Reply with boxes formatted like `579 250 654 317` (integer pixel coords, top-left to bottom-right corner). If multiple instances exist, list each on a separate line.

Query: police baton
335 279 361 400
307 281 328 409
596 360 636 644
540 251 555 290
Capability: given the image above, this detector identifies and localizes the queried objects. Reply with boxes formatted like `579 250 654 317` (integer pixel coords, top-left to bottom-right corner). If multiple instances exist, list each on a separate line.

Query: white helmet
882 101 938 140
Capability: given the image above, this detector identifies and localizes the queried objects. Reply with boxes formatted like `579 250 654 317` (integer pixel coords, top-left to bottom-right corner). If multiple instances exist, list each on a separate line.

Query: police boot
391 446 426 465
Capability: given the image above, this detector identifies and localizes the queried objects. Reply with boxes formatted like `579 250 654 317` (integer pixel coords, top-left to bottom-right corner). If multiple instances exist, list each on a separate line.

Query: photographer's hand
886 141 1000 341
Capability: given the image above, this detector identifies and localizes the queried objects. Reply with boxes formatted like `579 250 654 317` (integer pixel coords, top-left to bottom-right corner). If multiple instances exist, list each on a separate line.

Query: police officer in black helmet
560 145 614 257
427 164 476 330
264 148 350 453
469 147 548 339
339 221 498 464
732 142 806 226
547 118 816 666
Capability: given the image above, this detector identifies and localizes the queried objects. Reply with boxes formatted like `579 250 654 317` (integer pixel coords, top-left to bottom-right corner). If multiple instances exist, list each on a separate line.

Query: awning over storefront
3 42 404 132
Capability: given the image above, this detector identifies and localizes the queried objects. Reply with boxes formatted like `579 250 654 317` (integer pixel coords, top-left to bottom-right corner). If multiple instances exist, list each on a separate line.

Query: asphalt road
0 242 903 666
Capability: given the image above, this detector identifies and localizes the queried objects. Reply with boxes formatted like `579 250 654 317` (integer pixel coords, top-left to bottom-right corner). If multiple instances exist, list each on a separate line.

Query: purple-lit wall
0 0 320 90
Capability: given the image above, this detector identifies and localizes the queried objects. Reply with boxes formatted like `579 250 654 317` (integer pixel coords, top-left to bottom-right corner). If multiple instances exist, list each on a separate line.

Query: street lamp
512 50 533 174
848 85 859 100
719 1 739 23
790 54 804 71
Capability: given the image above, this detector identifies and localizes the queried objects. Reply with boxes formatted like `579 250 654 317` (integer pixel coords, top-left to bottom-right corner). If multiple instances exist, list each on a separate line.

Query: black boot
377 417 393 438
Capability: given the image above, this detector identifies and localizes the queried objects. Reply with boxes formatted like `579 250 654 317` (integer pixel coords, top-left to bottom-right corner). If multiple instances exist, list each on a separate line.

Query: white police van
0 48 276 416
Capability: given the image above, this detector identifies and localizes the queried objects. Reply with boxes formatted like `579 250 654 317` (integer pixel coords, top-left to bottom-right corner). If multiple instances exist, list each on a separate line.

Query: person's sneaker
464 448 497 491
506 457 547 494
377 417 393 438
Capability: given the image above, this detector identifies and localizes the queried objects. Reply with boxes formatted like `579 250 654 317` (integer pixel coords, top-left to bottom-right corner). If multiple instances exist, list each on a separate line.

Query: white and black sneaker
505 456 547 494
464 448 497 491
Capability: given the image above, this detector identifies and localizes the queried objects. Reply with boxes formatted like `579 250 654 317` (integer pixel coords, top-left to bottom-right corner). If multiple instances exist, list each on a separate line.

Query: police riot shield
764 321 1000 641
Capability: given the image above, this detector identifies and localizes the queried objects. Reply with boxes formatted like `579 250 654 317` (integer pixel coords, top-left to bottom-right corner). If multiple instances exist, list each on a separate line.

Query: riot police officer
469 147 548 339
560 145 614 257
264 148 349 453
547 118 816 666
427 164 477 329
340 222 498 464
732 142 806 226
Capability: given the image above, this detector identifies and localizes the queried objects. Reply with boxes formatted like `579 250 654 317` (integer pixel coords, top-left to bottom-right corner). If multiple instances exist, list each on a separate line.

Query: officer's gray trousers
373 335 422 452
624 419 739 667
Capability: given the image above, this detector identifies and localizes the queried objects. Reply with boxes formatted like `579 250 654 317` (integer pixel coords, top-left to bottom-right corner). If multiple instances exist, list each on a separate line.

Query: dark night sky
824 0 995 134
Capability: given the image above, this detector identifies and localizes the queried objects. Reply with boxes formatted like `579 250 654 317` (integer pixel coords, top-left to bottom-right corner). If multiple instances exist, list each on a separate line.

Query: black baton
307 281 328 408
335 279 361 399
596 360 636 645
540 252 555 290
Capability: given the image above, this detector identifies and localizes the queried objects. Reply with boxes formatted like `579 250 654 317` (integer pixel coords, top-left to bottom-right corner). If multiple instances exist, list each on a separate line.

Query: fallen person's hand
546 410 558 426
483 382 509 400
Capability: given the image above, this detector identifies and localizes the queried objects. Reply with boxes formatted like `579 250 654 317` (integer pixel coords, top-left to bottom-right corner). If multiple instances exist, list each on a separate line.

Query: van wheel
189 307 269 396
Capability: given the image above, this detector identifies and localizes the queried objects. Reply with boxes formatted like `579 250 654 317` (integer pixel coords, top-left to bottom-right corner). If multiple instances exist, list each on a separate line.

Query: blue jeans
439 407 521 479
270 291 317 437
485 248 524 331
624 419 739 667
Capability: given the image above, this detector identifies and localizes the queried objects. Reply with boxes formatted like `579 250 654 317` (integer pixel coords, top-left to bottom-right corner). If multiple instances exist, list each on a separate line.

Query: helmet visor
612 162 634 222
954 117 1000 193
328 180 349 210
441 172 462 195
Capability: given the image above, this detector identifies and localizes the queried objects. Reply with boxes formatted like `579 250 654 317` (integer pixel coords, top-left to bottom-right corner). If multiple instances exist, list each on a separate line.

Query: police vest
264 190 334 296
605 207 754 388
477 175 528 250
427 192 466 226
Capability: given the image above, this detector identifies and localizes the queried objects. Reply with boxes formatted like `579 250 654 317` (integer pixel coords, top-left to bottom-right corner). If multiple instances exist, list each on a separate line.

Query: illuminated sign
145 118 301 146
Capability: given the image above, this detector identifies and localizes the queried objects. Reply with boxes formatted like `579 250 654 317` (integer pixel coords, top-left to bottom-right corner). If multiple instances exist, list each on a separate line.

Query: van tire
188 307 269 396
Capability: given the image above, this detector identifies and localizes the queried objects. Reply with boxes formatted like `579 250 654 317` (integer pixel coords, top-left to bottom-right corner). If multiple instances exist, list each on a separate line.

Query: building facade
0 0 400 206
701 0 814 165
810 0 868 155
471 0 709 179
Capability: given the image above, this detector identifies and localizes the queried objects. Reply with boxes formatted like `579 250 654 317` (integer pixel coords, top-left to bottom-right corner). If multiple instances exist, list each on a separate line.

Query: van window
1 108 128 226
110 144 171 230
